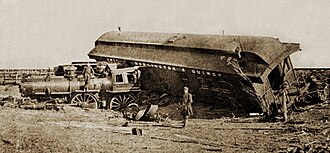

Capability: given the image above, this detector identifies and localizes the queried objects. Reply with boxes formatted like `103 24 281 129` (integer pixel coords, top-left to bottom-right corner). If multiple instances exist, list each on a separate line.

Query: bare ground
0 85 329 152
0 101 328 153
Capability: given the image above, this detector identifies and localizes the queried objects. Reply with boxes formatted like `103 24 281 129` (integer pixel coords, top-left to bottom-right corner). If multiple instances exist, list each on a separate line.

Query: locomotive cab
109 66 141 93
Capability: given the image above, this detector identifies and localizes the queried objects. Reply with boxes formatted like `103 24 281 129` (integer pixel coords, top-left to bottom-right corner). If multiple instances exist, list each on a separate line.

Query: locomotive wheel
142 91 169 106
70 93 98 109
109 94 136 111
122 103 140 120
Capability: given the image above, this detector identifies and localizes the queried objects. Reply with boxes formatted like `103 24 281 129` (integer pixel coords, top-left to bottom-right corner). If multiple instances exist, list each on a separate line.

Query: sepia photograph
0 0 329 152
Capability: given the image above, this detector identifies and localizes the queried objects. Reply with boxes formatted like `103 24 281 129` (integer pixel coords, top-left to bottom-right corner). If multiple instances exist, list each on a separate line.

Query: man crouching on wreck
181 87 193 128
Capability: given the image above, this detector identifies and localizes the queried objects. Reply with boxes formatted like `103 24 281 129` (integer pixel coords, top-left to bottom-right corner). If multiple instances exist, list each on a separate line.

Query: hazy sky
1 0 329 68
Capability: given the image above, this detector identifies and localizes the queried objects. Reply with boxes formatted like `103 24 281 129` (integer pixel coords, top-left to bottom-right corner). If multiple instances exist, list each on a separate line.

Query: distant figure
307 76 320 102
118 26 121 31
235 47 241 59
181 87 193 128
82 63 94 90
133 69 141 84
95 62 110 78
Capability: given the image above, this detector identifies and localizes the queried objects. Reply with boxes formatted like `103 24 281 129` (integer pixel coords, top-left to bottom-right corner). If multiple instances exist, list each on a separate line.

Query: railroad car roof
92 31 300 64
88 31 301 79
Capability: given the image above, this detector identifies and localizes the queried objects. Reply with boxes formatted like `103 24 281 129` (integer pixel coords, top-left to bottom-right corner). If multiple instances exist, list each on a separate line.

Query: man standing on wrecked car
82 62 95 90
181 87 193 128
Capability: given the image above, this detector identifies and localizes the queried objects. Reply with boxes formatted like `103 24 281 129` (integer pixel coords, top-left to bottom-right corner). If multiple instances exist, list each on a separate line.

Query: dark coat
182 93 193 116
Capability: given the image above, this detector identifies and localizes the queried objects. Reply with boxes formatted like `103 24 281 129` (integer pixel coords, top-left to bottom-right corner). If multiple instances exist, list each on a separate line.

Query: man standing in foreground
182 87 193 128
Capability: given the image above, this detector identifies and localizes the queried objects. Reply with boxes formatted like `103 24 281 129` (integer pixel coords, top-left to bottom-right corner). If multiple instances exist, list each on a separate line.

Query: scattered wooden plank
150 136 197 144
173 134 229 148
214 127 288 131
202 147 223 152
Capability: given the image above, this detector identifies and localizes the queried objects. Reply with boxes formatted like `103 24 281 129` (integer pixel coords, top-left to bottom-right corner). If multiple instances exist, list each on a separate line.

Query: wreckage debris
0 96 64 111
286 141 330 153
131 128 143 135
129 104 159 121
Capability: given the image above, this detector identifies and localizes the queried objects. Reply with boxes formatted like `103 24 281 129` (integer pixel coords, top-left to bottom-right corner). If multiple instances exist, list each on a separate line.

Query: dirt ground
0 103 328 152
0 86 329 152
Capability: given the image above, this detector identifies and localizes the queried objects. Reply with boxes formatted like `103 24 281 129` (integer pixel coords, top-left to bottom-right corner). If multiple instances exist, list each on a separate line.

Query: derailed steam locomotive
20 62 144 111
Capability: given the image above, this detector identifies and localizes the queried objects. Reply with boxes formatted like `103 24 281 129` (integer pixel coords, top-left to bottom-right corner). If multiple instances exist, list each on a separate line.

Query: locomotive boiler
20 63 142 110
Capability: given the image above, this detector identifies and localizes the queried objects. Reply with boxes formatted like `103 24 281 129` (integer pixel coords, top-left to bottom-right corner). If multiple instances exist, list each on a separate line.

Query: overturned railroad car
88 31 302 115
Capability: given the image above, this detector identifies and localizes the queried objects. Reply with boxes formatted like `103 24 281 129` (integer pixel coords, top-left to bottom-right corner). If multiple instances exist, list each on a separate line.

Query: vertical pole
15 72 18 84
282 90 288 122
3 71 6 84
